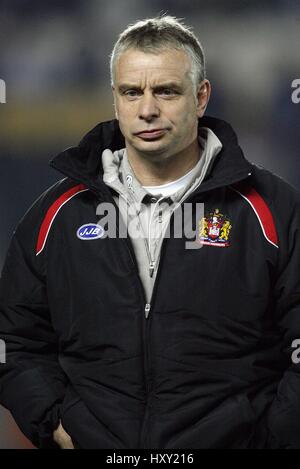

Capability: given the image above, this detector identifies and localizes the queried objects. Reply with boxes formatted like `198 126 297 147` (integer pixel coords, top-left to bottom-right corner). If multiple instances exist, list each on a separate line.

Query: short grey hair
110 15 206 94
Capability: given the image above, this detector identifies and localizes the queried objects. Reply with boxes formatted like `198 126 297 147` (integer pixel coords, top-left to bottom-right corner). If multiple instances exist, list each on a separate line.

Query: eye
156 88 179 98
124 89 141 99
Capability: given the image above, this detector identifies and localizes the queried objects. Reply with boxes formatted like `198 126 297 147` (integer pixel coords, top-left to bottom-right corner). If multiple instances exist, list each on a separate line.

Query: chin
140 150 174 163
137 144 170 156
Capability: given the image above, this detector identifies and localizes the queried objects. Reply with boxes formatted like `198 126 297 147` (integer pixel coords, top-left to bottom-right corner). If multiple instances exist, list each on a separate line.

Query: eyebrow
118 82 183 92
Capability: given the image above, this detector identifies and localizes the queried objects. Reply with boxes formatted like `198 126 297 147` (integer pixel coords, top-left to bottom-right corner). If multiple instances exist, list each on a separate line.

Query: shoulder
230 164 299 253
18 178 88 226
248 164 300 255
250 164 300 208
232 163 300 220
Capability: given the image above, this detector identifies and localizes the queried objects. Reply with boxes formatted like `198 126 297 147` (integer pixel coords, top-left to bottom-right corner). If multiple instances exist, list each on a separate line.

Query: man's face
112 48 210 162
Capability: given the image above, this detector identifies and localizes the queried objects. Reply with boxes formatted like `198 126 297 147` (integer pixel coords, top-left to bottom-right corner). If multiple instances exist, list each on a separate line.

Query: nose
138 92 160 122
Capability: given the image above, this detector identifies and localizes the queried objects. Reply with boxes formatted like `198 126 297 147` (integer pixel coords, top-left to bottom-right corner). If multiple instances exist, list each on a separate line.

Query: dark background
0 0 299 448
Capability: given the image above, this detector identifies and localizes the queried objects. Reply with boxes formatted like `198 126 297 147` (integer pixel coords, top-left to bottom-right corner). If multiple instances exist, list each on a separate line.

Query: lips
135 129 167 140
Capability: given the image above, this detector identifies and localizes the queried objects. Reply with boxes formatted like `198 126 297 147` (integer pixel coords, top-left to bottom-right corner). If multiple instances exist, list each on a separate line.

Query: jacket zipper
139 218 173 448
144 303 151 319
101 190 155 448
123 235 152 448
117 199 171 447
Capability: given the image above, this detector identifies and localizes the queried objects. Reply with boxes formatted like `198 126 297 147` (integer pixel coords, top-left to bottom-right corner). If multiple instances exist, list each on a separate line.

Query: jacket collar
49 116 253 197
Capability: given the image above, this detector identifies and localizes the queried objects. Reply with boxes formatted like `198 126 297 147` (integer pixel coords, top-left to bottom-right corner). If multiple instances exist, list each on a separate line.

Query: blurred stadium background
0 0 299 448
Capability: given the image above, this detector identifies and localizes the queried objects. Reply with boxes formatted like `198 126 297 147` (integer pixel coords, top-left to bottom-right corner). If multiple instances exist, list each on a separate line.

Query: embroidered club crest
198 208 232 247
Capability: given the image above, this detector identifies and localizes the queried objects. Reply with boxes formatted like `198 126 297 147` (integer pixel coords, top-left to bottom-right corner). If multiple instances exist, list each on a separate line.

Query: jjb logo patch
198 208 232 247
77 223 105 240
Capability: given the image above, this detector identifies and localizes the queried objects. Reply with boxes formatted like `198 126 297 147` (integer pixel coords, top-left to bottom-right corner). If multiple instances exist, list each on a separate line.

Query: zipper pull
145 303 151 319
149 261 155 278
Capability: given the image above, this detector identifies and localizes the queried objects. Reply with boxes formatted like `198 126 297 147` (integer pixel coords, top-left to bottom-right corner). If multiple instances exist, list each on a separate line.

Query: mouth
135 129 168 140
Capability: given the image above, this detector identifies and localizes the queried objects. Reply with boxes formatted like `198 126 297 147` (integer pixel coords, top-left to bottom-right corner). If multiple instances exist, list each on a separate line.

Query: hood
49 116 253 196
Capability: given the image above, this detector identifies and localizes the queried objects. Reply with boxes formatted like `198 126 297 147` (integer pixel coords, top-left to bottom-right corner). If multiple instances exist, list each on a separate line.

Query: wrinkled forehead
114 48 193 84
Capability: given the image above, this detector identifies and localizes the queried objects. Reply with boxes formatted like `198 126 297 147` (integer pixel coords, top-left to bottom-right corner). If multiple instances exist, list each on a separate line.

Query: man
0 16 300 449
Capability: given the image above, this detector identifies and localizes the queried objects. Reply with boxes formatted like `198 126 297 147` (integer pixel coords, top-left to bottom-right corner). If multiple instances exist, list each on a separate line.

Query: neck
126 139 201 186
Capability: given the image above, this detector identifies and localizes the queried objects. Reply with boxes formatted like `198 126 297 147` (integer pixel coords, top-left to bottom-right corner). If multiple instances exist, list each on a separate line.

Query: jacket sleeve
264 184 300 448
0 187 68 448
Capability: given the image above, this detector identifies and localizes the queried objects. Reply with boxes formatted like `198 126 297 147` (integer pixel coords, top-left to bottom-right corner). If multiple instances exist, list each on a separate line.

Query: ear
112 85 119 120
196 79 211 118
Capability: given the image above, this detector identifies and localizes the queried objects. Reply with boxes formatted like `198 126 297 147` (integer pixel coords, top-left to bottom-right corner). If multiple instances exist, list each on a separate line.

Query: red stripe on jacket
231 181 279 248
36 183 87 255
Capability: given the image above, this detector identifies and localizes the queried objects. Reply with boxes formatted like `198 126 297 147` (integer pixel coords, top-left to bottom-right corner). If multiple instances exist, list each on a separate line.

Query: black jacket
0 116 300 449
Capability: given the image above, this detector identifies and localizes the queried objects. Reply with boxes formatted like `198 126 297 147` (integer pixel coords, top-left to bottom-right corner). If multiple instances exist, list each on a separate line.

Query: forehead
114 48 192 83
